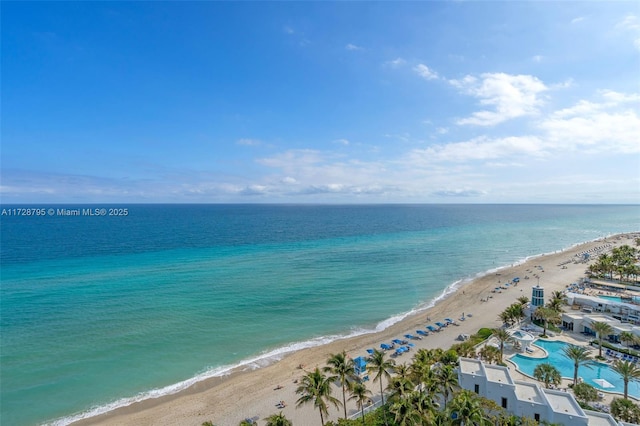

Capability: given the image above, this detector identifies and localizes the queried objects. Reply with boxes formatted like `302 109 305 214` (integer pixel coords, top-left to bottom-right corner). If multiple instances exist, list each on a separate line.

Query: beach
72 233 637 426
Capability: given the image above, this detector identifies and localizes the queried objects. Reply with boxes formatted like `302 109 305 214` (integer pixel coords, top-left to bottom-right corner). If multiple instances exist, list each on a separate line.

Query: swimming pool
510 340 640 399
598 295 640 303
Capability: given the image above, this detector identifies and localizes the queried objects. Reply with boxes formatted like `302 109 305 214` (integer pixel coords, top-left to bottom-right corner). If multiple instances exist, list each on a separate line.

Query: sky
2 1 639 204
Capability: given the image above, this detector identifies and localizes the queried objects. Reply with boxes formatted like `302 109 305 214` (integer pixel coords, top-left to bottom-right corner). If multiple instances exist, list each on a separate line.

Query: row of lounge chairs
605 349 639 363
369 318 465 357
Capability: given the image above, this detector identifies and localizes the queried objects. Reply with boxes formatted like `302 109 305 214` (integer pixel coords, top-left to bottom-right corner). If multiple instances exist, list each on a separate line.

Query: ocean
1 204 638 425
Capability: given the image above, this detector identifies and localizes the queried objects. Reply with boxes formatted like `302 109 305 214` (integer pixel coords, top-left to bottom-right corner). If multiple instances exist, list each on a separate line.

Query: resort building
566 292 640 326
560 311 640 344
457 358 625 426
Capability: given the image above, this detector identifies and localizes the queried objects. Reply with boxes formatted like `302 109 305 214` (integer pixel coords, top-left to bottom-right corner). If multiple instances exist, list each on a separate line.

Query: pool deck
503 328 640 405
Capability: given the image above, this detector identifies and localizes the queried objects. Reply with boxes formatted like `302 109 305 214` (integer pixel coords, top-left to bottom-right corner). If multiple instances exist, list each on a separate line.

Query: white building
561 311 640 343
457 358 624 426
566 292 640 325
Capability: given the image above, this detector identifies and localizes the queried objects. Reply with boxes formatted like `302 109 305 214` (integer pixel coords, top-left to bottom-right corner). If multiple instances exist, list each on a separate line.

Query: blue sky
2 1 639 204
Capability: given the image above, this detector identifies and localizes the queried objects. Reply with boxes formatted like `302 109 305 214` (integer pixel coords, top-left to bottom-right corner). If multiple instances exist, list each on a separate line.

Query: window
474 384 479 394
534 413 540 421
501 397 507 409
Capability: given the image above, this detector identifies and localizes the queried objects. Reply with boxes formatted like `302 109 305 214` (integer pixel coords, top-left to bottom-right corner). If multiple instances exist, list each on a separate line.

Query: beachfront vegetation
491 328 511 364
478 345 500 365
348 382 372 424
264 412 292 426
532 306 561 337
587 245 640 283
591 321 613 358
610 397 640 424
295 367 341 426
611 360 640 400
547 291 566 313
324 351 358 419
562 344 594 386
572 383 598 407
533 363 561 389
498 303 525 327
620 331 638 349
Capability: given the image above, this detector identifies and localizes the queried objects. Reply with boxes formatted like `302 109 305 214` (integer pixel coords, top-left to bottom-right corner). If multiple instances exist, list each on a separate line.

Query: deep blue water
1 204 638 425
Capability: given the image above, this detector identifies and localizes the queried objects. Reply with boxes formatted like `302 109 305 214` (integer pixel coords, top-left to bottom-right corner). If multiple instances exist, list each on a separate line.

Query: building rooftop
544 389 585 418
514 380 546 405
484 364 514 385
458 358 484 376
584 410 622 426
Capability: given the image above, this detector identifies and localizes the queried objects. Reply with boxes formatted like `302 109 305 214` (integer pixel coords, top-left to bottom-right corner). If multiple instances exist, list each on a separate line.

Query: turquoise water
510 339 640 398
1 204 639 425
598 295 640 303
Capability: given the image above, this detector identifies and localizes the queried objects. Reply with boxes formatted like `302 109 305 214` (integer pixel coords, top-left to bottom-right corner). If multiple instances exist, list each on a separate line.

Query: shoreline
69 233 638 426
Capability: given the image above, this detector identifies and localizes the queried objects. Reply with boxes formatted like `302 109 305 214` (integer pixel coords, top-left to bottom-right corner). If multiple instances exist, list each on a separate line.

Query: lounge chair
416 329 429 337
435 322 447 328
404 333 421 340
427 325 439 333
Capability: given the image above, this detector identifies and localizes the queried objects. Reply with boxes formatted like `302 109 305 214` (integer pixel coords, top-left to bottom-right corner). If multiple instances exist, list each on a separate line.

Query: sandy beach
73 233 638 426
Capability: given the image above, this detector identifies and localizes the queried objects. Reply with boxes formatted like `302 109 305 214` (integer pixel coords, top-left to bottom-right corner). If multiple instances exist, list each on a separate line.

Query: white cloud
333 138 350 146
385 57 406 68
451 73 548 126
571 16 586 24
615 14 640 50
413 63 439 80
532 55 543 63
616 14 640 31
283 26 295 34
540 92 640 154
407 135 546 164
345 43 363 51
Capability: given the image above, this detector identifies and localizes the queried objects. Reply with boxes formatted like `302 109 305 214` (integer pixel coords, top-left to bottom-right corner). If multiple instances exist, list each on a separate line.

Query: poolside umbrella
593 378 614 388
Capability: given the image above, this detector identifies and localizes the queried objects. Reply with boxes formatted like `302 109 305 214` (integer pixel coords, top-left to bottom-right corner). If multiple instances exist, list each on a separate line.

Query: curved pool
510 339 640 399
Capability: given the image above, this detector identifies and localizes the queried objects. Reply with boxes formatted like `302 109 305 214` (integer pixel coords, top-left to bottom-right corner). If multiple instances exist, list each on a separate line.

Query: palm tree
367 349 395 405
295 367 341 426
348 382 372 425
324 350 357 419
533 362 561 388
562 344 594 386
611 360 640 400
534 306 561 336
620 331 636 349
408 390 437 423
387 376 414 401
448 389 488 425
389 397 422 426
548 290 567 311
479 345 500 364
367 349 395 426
492 328 511 363
436 364 458 408
264 412 292 426
591 321 613 358
517 296 530 306
394 363 410 381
